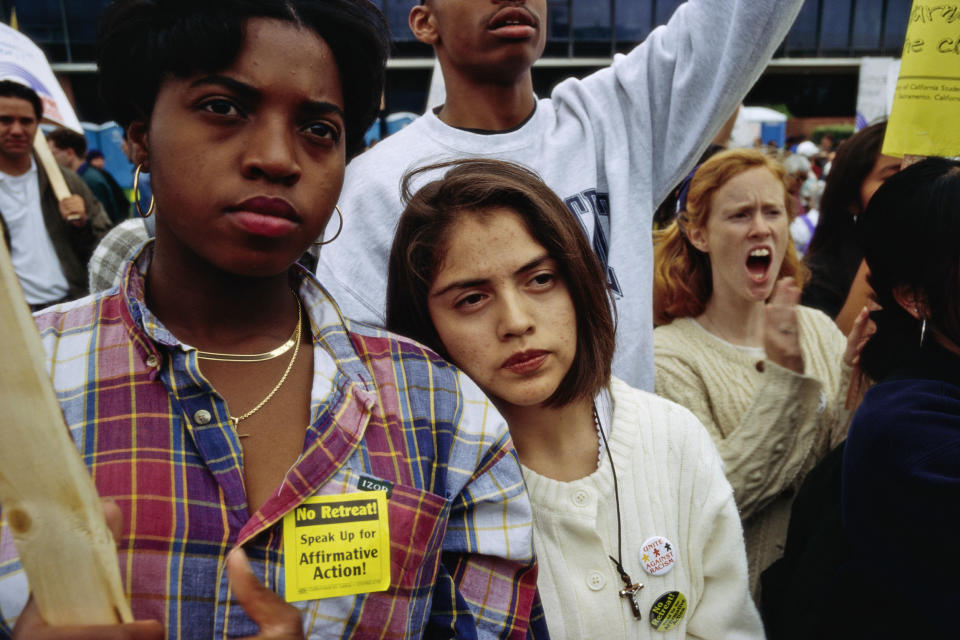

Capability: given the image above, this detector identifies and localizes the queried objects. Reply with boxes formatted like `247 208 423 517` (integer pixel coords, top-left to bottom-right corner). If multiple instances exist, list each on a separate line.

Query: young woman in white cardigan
385 158 762 639
652 148 870 598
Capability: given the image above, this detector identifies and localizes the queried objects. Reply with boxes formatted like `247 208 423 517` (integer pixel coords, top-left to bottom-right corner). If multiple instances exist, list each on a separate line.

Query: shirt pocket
383 482 450 593
299 481 450 638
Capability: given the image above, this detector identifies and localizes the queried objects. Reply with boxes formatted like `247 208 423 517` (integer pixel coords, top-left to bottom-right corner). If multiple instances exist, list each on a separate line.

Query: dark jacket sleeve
36 158 112 299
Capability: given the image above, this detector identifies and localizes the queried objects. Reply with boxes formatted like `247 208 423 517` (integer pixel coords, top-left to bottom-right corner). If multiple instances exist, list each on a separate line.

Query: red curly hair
653 148 810 326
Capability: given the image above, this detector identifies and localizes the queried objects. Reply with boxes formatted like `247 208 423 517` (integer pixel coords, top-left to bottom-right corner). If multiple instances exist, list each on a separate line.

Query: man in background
85 149 130 219
0 80 110 309
48 127 125 224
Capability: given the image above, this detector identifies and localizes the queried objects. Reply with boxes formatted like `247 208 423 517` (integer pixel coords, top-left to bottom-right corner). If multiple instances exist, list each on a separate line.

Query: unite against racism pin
639 536 677 576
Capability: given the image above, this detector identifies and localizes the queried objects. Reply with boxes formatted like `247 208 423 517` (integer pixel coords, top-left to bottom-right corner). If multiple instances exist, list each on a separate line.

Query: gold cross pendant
619 582 644 620
229 417 250 438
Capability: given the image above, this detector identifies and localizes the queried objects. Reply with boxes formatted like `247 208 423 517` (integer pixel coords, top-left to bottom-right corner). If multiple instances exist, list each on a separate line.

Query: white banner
0 22 81 132
856 57 900 131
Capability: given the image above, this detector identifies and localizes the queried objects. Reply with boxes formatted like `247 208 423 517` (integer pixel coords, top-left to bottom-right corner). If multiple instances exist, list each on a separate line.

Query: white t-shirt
0 157 69 304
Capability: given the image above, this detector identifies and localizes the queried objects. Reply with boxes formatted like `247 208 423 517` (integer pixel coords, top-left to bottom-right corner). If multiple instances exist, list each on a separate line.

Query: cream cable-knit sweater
524 377 762 639
653 306 851 596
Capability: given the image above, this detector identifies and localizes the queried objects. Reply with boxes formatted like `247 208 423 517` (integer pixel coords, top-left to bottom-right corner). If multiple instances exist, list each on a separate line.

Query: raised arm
575 0 804 205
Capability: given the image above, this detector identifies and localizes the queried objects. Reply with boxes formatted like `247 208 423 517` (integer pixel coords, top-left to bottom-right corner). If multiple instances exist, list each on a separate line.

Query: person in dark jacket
48 127 126 224
838 157 960 639
0 81 110 309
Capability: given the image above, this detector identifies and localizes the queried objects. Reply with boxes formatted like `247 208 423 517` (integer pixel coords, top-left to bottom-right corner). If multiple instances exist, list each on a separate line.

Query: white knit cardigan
524 377 762 639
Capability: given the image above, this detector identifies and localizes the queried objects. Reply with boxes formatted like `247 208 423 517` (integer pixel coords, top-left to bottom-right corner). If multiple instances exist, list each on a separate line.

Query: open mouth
488 8 537 37
746 248 772 282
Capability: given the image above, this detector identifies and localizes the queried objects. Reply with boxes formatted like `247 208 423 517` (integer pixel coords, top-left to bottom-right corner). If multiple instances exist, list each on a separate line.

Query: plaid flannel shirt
0 247 545 639
86 217 152 294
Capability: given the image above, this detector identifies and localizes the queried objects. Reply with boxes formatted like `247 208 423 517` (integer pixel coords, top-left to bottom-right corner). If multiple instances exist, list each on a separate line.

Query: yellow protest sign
883 2 960 157
283 492 390 602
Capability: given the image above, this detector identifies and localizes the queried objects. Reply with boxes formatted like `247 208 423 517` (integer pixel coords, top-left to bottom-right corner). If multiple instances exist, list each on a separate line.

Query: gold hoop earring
315 205 344 246
133 164 155 218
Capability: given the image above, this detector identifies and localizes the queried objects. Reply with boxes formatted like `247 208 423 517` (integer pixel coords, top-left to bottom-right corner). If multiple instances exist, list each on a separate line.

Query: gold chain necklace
194 291 300 362
222 293 303 435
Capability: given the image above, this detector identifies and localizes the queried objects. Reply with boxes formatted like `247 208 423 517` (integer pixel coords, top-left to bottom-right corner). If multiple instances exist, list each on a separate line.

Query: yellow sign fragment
884 2 960 157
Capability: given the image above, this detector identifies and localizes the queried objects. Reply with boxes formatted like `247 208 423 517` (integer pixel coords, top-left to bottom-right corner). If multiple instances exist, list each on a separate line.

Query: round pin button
586 571 605 591
649 591 687 632
193 409 212 425
640 536 677 576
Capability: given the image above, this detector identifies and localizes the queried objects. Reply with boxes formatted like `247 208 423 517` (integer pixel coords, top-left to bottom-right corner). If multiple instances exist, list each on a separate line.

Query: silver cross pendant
619 582 644 620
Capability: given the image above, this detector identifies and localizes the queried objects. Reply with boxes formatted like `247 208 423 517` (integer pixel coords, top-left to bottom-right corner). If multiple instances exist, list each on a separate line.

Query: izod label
357 475 393 498
283 492 390 602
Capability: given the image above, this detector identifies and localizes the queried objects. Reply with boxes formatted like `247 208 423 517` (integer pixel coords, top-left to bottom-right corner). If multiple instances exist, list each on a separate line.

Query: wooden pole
32 129 71 201
0 231 132 624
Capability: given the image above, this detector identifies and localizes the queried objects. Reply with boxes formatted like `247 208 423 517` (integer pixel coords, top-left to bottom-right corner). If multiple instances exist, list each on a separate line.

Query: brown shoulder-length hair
385 158 615 408
653 148 809 325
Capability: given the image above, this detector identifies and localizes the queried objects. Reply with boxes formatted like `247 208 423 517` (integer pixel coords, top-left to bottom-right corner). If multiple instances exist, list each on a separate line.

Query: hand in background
843 304 878 368
58 195 87 227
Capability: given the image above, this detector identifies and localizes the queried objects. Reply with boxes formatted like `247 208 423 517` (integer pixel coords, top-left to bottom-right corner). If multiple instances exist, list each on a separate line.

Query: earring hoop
315 205 344 246
133 164 155 218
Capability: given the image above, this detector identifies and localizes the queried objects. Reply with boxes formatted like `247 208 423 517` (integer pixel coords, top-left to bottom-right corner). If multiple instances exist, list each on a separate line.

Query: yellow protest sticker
649 591 687 632
283 492 390 602
884 2 960 157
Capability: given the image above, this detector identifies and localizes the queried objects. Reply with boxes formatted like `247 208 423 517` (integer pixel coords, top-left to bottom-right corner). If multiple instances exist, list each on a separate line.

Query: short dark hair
47 128 87 157
97 0 389 159
0 80 43 120
385 159 615 408
858 157 960 380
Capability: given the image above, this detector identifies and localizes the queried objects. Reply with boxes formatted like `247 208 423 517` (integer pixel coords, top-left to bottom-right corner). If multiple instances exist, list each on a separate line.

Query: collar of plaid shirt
0 245 545 639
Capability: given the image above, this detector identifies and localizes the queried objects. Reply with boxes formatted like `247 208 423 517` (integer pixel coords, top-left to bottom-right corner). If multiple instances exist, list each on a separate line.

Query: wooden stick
32 129 72 201
0 232 133 625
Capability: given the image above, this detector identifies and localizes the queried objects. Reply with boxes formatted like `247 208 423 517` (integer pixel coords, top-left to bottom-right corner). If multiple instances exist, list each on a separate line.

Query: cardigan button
572 490 590 507
755 361 765 372
587 571 606 591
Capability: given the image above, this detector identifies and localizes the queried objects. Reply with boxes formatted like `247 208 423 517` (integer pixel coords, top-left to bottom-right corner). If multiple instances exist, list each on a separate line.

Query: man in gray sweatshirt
316 0 804 392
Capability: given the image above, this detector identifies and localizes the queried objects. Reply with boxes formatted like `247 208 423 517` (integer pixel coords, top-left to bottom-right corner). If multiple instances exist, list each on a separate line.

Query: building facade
7 0 912 121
